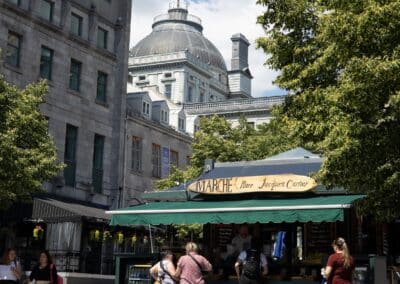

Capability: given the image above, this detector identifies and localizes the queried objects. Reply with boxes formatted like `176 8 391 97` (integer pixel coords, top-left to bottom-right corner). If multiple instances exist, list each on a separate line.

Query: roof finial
169 0 188 10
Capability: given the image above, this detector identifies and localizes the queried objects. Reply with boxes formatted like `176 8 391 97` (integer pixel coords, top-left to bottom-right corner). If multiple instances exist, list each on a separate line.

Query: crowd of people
0 230 356 284
150 226 356 284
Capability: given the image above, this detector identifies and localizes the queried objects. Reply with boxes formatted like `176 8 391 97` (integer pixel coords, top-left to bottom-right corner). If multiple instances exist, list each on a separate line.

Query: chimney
231 33 250 71
204 159 214 173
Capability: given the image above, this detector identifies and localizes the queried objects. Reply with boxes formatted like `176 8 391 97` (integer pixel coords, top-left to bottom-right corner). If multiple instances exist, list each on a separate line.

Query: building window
161 110 168 123
247 122 255 129
178 117 185 131
152 144 161 178
199 92 205 102
142 101 150 116
131 136 142 173
70 13 83 36
127 75 133 84
96 71 107 103
5 32 21 67
138 75 146 81
164 84 172 99
69 59 81 91
40 46 53 80
38 0 53 22
164 72 172 78
92 134 105 193
8 0 20 6
188 86 193 102
64 124 78 187
97 27 108 49
170 150 179 168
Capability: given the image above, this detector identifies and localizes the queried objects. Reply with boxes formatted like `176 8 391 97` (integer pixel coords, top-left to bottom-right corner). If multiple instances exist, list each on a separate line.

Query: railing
183 96 285 114
187 14 202 25
153 13 202 26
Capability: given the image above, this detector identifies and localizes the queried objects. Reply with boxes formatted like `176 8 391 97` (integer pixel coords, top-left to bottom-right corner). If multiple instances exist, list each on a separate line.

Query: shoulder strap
160 260 174 280
188 254 204 273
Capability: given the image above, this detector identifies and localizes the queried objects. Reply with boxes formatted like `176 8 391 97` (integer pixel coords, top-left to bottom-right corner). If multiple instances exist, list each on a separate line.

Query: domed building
127 0 283 134
123 0 284 205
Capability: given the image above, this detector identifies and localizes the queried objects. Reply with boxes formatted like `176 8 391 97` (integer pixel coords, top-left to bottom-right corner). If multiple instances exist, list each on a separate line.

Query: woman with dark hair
0 248 21 283
150 250 177 284
29 250 57 284
322 237 355 284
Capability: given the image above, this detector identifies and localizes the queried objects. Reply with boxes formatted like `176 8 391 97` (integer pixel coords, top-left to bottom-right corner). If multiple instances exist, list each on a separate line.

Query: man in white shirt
231 225 252 255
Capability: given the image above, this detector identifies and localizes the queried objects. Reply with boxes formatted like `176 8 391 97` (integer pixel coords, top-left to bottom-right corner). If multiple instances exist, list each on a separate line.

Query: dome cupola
130 0 227 71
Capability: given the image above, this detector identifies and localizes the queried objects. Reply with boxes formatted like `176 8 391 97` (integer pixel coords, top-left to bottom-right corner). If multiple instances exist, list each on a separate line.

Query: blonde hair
185 242 198 253
333 237 351 269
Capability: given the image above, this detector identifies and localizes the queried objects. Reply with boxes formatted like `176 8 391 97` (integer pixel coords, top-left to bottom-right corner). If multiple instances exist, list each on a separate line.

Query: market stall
107 148 365 284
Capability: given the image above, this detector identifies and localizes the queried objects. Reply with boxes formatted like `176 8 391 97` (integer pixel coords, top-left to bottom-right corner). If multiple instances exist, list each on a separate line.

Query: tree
257 0 400 220
0 78 62 208
156 115 293 190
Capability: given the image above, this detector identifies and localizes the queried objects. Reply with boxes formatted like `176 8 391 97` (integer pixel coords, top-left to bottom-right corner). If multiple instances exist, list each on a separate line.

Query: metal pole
149 225 154 253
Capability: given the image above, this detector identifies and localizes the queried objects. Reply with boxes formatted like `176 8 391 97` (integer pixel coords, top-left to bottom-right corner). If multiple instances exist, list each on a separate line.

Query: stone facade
0 0 132 208
123 110 192 206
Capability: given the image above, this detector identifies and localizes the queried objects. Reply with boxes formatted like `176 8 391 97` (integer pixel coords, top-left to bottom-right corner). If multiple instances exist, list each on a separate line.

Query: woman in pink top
175 242 212 284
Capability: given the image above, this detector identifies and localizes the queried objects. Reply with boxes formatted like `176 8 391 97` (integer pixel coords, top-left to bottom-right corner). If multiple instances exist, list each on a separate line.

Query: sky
130 0 285 97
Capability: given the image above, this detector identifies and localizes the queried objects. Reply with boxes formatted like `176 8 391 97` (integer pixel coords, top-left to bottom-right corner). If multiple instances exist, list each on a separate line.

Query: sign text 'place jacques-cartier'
187 175 318 195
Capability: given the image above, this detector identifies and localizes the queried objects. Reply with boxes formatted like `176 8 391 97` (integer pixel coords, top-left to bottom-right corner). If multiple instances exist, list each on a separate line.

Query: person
0 248 22 283
322 237 355 284
231 225 252 256
29 250 57 284
150 250 177 284
222 224 253 279
174 242 212 284
235 239 268 284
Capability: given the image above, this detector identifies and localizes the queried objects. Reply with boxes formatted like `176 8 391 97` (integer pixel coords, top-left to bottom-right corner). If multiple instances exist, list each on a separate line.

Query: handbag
49 264 63 284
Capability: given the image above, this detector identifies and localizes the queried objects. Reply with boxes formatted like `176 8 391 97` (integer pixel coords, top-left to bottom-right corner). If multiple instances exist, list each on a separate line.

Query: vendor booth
107 148 366 284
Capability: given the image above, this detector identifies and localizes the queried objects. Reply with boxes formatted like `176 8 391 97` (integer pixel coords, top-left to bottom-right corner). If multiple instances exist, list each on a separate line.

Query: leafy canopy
0 78 62 208
155 115 294 190
257 0 400 220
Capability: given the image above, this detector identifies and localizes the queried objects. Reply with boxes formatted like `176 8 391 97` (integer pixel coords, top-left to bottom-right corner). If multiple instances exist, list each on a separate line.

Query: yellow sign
187 174 318 195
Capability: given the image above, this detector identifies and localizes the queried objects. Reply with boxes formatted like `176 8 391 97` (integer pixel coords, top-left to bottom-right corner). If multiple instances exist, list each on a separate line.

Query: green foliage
156 115 295 191
155 166 201 191
173 224 203 241
257 0 400 220
0 78 62 208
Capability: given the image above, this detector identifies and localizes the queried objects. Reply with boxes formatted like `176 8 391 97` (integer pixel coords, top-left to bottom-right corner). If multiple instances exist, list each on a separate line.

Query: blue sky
130 0 285 97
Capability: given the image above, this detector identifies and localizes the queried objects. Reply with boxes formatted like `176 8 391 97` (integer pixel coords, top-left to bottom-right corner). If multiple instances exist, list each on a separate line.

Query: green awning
107 195 364 226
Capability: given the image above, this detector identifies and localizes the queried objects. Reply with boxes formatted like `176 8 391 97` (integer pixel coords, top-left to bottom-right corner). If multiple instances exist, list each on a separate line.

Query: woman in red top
323 237 355 284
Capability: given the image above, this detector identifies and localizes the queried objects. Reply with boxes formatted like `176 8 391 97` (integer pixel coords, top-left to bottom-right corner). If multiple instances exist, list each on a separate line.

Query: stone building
122 90 193 207
128 0 285 136
0 0 131 275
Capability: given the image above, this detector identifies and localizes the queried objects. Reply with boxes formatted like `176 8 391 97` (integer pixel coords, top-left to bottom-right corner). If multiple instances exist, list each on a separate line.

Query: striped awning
32 197 110 223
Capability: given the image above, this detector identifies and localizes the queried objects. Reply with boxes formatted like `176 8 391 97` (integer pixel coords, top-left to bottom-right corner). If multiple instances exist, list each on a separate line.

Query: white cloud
130 0 284 97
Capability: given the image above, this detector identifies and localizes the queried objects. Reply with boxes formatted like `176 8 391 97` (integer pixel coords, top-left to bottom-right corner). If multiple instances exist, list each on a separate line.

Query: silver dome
130 8 227 71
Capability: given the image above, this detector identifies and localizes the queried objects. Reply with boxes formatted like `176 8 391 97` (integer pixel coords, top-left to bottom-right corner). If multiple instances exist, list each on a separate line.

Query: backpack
242 249 261 280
